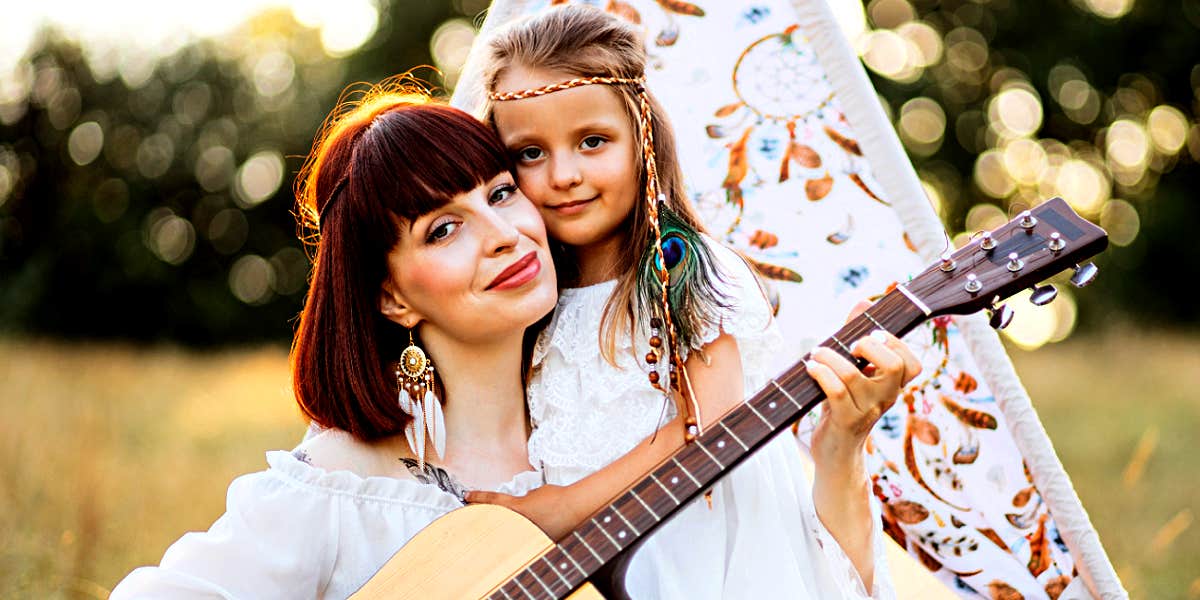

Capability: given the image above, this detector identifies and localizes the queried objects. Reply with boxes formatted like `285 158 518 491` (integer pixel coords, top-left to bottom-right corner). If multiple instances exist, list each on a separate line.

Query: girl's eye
427 220 459 242
517 147 543 162
581 136 605 150
490 184 517 204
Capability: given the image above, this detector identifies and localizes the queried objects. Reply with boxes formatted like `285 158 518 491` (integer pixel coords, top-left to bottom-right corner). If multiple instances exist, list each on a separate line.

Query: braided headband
488 75 705 438
317 172 350 229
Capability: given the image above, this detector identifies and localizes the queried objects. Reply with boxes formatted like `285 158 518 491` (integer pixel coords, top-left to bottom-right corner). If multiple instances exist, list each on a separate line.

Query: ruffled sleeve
804 469 897 600
110 466 336 598
110 450 544 599
690 236 786 394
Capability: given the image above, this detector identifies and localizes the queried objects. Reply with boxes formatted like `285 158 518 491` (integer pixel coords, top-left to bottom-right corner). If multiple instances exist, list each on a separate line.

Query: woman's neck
422 331 532 478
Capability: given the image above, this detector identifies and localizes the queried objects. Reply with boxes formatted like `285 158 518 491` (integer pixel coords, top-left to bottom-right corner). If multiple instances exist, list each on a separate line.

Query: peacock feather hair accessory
489 74 728 440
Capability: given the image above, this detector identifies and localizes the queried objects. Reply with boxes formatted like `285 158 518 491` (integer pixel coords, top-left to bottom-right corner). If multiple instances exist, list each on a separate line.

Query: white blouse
110 448 544 599
526 239 895 600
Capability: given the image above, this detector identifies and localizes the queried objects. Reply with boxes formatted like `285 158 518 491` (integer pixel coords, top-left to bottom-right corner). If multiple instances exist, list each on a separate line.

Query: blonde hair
480 4 710 364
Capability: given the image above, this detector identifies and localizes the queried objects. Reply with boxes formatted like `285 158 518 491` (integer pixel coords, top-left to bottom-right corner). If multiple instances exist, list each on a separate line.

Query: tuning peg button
1029 284 1058 306
1006 252 1024 272
980 231 996 251
1019 210 1038 230
1048 232 1066 253
1071 263 1098 288
988 304 1014 329
964 274 982 294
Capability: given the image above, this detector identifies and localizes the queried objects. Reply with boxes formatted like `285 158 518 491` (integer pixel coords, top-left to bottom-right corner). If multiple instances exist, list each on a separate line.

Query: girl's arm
464 334 741 540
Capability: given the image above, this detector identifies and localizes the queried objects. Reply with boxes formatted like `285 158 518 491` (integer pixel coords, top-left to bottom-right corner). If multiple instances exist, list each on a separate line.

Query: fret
693 439 725 468
745 401 773 428
497 585 514 600
770 379 802 408
611 504 640 537
591 516 621 549
863 310 886 331
554 546 587 579
630 489 660 520
671 457 702 487
527 565 555 597
650 472 680 504
512 575 532 599
541 555 572 589
718 421 748 451
572 531 604 563
828 334 853 356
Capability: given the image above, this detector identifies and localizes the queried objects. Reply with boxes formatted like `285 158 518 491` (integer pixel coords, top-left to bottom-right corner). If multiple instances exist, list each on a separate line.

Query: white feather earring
395 329 446 468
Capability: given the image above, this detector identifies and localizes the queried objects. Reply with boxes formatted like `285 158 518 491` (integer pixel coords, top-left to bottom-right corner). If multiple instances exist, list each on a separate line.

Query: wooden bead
649 336 662 348
645 352 658 364
650 317 663 328
648 371 660 384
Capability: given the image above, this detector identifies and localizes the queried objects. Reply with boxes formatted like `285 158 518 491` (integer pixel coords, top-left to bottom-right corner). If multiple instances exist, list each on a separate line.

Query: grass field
0 327 1197 599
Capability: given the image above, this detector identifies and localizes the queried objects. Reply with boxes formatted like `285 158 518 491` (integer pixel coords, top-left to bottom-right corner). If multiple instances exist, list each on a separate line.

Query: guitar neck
490 289 928 599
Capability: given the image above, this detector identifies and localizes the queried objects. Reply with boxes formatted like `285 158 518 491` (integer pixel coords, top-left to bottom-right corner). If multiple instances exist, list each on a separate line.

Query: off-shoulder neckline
265 450 544 509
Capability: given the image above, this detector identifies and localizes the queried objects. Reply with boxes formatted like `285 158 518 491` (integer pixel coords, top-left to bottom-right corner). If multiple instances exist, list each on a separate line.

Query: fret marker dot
560 562 568 570
603 516 611 523
618 531 626 539
768 402 777 409
670 476 679 485
717 440 726 448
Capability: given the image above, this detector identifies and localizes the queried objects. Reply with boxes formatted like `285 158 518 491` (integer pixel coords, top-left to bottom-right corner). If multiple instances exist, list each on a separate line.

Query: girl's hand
465 485 583 541
805 301 922 467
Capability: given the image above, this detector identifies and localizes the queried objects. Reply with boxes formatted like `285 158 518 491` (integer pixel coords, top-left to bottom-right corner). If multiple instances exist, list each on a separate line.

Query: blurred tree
865 0 1200 329
0 0 1197 346
0 1 460 345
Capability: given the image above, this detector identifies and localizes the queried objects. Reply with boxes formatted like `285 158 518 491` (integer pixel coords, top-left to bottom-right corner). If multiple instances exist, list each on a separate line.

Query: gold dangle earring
395 329 446 468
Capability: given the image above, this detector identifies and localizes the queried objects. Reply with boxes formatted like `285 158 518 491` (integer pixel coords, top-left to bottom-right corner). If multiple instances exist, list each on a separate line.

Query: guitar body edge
351 503 605 599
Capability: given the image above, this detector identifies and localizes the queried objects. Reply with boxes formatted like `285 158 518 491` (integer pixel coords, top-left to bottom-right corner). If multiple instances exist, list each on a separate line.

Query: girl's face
381 172 557 344
491 66 639 252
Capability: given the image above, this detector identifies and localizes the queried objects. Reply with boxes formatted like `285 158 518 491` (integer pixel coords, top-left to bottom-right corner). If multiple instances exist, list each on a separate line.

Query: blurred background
0 0 1196 597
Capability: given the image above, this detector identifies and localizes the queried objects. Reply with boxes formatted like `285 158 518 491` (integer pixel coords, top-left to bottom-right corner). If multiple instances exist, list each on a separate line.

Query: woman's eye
427 221 459 242
490 184 517 204
581 136 605 150
517 147 543 162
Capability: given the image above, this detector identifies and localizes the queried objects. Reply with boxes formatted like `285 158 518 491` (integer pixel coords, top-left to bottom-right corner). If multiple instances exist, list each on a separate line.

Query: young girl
469 5 921 599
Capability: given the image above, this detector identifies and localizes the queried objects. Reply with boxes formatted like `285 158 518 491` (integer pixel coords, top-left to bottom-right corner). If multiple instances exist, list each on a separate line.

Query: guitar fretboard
488 289 927 600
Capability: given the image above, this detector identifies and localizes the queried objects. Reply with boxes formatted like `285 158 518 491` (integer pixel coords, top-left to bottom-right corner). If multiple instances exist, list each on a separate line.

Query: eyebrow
502 118 623 148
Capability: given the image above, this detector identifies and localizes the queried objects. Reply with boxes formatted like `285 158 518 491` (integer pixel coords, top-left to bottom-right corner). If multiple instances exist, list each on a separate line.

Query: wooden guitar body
350 504 605 599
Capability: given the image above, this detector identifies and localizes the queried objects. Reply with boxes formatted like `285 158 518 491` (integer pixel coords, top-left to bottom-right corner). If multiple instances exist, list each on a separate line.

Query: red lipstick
487 251 540 291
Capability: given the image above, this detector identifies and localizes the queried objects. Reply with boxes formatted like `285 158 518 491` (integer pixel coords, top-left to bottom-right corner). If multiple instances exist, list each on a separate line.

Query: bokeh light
989 87 1043 138
144 208 196 265
1002 287 1079 350
1055 158 1109 217
229 254 275 305
234 150 284 207
431 19 476 89
1100 199 1141 246
898 97 945 156
1146 105 1188 155
67 121 104 166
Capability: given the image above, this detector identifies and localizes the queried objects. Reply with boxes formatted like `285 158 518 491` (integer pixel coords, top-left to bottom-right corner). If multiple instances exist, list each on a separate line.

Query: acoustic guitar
351 197 1107 600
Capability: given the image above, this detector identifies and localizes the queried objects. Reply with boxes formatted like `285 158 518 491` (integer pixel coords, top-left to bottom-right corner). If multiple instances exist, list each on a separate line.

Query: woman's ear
380 278 422 328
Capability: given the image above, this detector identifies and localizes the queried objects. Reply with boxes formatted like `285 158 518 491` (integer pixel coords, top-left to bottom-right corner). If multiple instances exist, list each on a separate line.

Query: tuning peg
1029 284 1058 306
1070 263 1098 288
988 303 1014 330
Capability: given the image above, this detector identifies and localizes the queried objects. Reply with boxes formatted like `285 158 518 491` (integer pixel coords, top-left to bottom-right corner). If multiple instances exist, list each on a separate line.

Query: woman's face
381 172 557 344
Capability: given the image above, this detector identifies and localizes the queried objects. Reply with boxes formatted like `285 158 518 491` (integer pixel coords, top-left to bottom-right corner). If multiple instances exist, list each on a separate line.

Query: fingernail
871 329 889 343
804 359 818 371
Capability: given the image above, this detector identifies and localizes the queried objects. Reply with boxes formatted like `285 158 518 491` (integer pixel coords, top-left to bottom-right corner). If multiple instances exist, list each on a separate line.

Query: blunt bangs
355 105 513 223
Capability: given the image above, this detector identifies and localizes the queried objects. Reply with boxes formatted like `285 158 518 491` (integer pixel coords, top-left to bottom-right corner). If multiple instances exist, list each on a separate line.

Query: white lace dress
527 239 895 600
109 446 544 599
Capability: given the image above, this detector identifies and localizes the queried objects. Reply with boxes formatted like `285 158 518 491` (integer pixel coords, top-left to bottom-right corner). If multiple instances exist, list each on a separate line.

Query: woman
110 81 560 597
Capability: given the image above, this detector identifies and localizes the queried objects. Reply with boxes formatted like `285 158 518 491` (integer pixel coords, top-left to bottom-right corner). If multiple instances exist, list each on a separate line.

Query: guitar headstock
906 197 1107 325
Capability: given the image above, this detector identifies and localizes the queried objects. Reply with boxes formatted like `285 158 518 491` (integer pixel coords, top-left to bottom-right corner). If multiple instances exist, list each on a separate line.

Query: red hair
291 77 513 441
